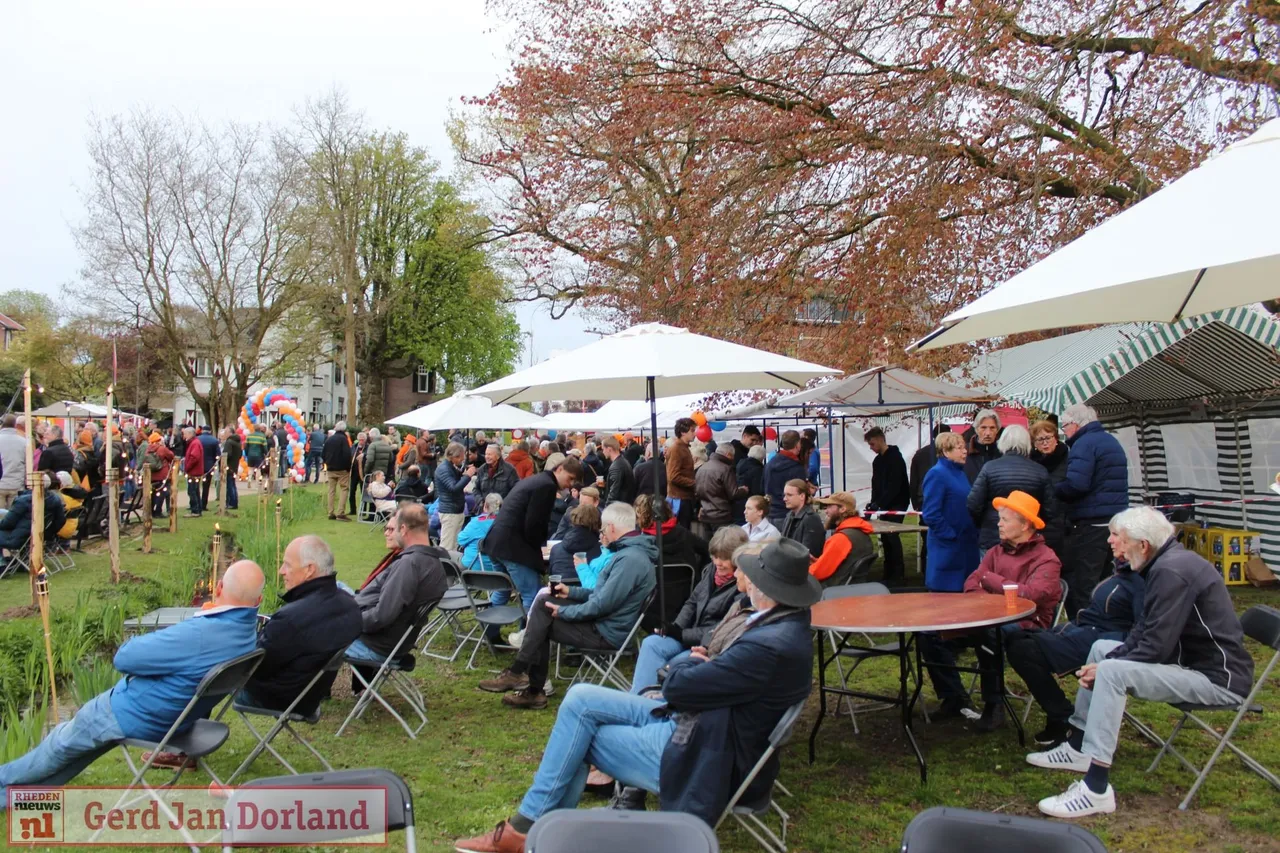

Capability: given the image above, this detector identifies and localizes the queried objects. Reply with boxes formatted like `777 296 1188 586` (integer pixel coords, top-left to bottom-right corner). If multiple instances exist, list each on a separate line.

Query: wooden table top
811 592 1036 633
868 519 926 534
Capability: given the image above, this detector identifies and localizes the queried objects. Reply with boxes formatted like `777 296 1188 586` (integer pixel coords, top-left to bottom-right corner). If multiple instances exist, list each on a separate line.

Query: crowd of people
0 406 1262 841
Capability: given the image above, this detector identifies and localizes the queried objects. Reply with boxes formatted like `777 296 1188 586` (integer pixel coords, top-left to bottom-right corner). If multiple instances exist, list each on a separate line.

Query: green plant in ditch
0 702 48 765
69 657 119 708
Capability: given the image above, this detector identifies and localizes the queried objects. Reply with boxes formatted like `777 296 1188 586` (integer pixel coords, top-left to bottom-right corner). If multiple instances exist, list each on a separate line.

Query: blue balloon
546 430 557 439
709 421 727 431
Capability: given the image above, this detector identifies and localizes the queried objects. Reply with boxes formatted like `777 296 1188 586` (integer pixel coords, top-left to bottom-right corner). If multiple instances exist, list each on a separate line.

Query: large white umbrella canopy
913 119 1280 351
385 392 546 432
472 323 839 404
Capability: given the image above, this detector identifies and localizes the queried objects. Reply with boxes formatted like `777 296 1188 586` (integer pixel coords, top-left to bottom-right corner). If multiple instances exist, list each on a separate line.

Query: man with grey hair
37 424 74 475
1028 506 1253 819
238 535 362 714
964 409 1003 482
0 413 26 508
695 441 744 540
1055 403 1129 617
322 420 353 521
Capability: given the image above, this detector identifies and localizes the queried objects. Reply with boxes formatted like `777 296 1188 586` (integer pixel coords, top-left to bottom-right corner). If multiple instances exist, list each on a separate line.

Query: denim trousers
225 476 238 510
489 556 542 613
630 634 689 694
0 693 126 808
1072 639 1243 766
187 478 202 515
517 684 675 822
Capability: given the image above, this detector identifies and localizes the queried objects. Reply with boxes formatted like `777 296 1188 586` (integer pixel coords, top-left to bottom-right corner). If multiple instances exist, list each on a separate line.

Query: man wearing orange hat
918 490 1062 732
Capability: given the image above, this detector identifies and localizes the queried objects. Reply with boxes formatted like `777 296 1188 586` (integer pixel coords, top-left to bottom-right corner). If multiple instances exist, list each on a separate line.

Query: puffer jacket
1035 568 1146 674
669 564 744 647
364 439 395 482
433 459 470 514
966 453 1057 552
1032 442 1069 552
1056 421 1130 522
558 532 657 647
548 523 602 582
695 452 739 526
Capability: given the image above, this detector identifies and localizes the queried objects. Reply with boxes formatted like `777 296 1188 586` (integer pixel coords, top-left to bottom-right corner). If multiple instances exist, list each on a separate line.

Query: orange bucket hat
992 490 1045 529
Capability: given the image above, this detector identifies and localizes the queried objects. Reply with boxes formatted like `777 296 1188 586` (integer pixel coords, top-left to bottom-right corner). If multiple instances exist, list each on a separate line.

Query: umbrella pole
648 376 664 622
826 414 835 494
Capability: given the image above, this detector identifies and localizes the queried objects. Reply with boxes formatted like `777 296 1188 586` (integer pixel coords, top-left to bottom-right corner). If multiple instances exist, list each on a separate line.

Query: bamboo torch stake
274 499 283 590
141 462 153 554
106 385 120 584
210 522 222 602
35 569 59 722
217 451 228 518
169 459 179 534
23 370 37 607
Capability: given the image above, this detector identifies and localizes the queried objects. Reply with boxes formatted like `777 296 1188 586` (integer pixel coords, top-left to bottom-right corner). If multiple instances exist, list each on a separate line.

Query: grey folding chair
336 600 437 739
221 768 416 853
901 806 1107 852
528 809 718 853
459 569 525 669
1137 604 1280 809
1002 577 1072 725
566 588 658 691
223 646 346 783
2 535 33 578
715 700 805 853
420 558 484 663
91 649 265 846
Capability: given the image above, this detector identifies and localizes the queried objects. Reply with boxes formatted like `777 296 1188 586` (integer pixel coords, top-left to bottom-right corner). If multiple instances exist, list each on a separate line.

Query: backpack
141 443 163 474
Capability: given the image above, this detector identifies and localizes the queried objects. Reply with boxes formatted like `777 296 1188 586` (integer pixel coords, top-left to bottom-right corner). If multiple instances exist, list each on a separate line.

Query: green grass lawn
2 485 1279 852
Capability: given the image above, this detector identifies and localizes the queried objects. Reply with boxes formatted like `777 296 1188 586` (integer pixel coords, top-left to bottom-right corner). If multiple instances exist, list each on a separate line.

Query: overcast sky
0 0 598 365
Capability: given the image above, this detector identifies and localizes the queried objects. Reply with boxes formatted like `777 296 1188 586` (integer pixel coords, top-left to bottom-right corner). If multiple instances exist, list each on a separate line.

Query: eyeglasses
1033 436 1056 445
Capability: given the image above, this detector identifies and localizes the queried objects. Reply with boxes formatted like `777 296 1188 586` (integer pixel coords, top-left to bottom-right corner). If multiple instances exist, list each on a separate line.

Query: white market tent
33 401 140 420
385 392 547 432
914 119 1280 351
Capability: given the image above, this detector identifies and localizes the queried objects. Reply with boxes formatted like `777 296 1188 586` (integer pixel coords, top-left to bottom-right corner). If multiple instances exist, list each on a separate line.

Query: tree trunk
358 370 385 427
344 298 359 426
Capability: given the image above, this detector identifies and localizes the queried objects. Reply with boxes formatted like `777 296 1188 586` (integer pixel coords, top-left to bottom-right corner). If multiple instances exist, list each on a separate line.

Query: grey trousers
1071 639 1243 766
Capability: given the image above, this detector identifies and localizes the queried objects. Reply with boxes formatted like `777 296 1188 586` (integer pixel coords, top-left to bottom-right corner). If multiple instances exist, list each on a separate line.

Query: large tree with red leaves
457 0 1278 368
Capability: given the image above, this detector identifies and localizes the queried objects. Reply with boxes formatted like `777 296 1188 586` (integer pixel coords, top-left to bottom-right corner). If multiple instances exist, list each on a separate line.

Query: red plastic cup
1003 583 1019 611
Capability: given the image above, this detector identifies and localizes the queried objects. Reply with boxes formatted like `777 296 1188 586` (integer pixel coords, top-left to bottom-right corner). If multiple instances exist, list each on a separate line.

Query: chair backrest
1054 578 1070 626
222 768 414 849
461 568 519 597
768 698 807 748
440 557 464 585
526 808 718 853
199 648 267 698
1241 605 1280 651
901 806 1108 853
822 581 891 601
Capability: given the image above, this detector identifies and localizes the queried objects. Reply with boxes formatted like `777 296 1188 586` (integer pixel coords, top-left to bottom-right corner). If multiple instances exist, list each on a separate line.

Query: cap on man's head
816 492 858 515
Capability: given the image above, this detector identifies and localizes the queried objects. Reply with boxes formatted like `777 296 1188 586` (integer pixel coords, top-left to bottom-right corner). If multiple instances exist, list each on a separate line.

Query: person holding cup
917 490 1063 733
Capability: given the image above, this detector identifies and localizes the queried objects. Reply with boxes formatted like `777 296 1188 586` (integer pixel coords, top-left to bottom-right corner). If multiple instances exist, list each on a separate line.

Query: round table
809 592 1037 781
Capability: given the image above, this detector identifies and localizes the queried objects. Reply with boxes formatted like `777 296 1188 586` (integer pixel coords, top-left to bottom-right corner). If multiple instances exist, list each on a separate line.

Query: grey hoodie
0 427 25 491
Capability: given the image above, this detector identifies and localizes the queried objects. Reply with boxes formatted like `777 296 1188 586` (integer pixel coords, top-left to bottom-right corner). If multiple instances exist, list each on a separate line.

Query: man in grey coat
0 414 27 509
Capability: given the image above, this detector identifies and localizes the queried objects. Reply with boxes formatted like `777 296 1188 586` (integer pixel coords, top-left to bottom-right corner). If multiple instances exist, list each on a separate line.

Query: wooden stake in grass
217 451 228 517
106 385 120 585
274 498 283 588
169 459 179 535
210 522 222 600
34 568 59 722
23 369 38 607
141 462 153 554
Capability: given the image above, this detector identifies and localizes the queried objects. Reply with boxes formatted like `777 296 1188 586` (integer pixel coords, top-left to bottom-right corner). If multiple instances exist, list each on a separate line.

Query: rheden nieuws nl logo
9 789 64 843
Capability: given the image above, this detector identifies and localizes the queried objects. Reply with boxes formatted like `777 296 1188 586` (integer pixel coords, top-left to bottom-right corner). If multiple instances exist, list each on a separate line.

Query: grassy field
2 483 1278 852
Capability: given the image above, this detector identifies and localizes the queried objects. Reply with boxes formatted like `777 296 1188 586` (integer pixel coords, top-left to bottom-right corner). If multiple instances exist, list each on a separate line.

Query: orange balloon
691 411 708 427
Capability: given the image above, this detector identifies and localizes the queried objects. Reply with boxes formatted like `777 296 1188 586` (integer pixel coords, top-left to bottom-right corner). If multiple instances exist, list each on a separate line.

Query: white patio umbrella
385 392 546 432
472 323 838 615
912 119 1280 351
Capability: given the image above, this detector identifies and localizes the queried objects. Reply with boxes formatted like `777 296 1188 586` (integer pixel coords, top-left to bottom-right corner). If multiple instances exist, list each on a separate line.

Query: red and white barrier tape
862 494 1280 520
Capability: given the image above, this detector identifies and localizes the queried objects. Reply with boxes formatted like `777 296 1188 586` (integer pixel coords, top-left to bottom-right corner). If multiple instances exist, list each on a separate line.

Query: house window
336 397 345 417
414 365 437 395
311 398 322 420
192 358 213 378
334 361 345 387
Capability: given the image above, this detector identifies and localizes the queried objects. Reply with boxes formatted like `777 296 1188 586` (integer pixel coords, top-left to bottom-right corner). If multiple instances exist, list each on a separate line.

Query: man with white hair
964 409 1003 482
0 414 27 508
0 560 265 803
322 420 354 521
1055 404 1130 617
238 536 362 714
1027 506 1253 818
966 424 1056 553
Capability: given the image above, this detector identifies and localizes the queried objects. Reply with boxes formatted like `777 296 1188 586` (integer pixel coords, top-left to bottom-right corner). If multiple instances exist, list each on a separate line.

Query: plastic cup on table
1003 583 1019 611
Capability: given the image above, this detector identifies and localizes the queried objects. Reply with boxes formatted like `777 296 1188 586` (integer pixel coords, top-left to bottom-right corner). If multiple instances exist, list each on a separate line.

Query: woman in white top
741 494 782 542
365 470 398 514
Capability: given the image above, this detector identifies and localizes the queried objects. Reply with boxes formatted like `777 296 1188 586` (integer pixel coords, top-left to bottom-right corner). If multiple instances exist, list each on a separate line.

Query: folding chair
821 553 876 589
1136 604 1280 810
900 806 1107 852
336 600 437 739
459 569 525 670
528 809 719 853
223 647 347 783
47 537 76 573
118 487 144 526
565 588 658 691
1001 577 1070 726
420 558 484 663
715 699 806 853
91 649 265 845
0 535 30 579
221 768 416 853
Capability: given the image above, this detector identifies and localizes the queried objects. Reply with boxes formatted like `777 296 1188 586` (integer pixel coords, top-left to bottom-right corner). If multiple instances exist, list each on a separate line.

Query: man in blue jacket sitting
0 560 265 805
455 536 818 853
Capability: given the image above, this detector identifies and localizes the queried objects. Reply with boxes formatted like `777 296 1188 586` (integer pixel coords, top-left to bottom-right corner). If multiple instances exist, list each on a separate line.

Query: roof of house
0 312 27 332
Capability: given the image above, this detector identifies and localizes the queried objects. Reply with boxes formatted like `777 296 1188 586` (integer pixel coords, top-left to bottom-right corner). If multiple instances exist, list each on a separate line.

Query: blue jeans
305 453 323 483
187 478 202 515
0 693 125 808
225 476 238 510
517 684 675 822
345 638 387 664
489 556 542 613
630 634 688 694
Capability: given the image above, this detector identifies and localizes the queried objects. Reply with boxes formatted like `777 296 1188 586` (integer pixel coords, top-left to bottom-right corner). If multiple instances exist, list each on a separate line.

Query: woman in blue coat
920 432 980 591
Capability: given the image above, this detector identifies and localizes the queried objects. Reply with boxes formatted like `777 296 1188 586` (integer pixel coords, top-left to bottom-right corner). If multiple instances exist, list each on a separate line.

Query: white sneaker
1038 780 1116 818
507 629 526 647
1026 742 1091 773
543 679 555 697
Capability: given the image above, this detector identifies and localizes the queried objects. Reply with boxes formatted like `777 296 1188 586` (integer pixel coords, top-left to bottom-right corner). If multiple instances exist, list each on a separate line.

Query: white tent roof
385 393 546 431
915 119 1280 350
33 401 140 419
472 323 838 405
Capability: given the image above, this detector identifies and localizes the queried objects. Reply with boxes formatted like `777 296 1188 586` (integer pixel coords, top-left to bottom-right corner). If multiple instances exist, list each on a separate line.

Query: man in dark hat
454 537 818 853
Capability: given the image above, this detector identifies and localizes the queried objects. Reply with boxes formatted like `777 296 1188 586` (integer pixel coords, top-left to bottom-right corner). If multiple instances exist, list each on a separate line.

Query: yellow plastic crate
1215 556 1250 586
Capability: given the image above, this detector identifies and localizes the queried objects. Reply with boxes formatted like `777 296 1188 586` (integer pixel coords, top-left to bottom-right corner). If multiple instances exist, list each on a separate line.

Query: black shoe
973 703 1005 733
608 786 647 811
928 697 973 720
1035 719 1073 746
328 513 337 520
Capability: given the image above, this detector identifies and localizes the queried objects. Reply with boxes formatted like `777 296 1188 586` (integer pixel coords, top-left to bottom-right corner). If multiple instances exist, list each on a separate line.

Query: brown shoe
336 515 352 522
477 669 529 693
142 751 195 770
502 688 548 709
454 821 526 853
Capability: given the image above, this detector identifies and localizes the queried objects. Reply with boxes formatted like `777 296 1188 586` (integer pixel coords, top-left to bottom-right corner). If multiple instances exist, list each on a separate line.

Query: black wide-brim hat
736 537 822 608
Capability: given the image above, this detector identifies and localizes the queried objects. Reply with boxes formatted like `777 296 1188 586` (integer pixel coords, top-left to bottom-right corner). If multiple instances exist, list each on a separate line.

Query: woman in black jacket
733 445 765 524
965 424 1057 553
1029 419 1069 558
548 503 603 583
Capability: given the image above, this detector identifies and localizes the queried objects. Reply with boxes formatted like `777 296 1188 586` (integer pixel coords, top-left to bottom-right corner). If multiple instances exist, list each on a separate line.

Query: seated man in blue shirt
0 560 265 805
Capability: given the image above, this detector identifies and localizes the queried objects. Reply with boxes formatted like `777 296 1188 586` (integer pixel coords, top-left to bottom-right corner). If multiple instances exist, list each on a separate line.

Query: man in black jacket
865 427 910 583
322 421 354 521
454 536 818 853
1026 506 1253 820
480 456 584 615
600 436 636 507
632 443 665 498
347 504 447 674
238 535 362 714
37 427 74 475
475 444 519 504
729 425 762 466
